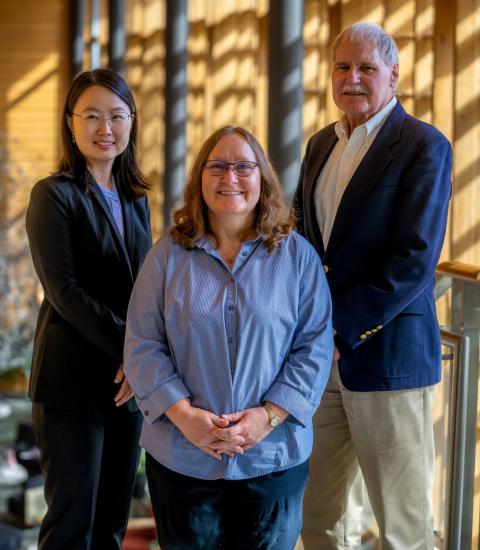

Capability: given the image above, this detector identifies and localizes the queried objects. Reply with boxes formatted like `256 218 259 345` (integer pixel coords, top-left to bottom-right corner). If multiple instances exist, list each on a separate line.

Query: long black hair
58 68 150 199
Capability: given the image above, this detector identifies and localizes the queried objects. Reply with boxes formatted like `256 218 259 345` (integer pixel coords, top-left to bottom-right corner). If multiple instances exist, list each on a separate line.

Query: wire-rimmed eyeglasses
71 111 134 126
203 160 258 176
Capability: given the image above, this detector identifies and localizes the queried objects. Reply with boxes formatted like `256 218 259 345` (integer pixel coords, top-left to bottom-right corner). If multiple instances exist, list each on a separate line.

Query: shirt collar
335 95 397 140
194 234 263 253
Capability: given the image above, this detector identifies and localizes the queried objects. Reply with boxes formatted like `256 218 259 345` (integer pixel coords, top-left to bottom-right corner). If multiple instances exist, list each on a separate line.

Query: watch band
263 404 281 428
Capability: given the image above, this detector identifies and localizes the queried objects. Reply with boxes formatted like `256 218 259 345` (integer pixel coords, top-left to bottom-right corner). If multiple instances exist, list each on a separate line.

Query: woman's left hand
114 364 134 406
212 407 276 451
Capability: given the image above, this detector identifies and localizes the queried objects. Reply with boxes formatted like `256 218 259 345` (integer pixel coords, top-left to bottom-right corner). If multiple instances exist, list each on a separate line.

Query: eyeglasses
203 160 258 176
71 111 134 126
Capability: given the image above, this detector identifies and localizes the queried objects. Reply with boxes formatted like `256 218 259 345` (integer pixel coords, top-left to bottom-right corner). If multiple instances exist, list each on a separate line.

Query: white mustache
342 86 367 94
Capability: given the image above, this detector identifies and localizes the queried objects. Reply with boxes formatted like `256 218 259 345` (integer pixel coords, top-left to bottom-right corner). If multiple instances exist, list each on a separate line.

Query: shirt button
144 410 149 416
228 337 233 343
360 334 367 340
323 265 329 273
228 305 234 311
377 325 383 330
242 251 248 257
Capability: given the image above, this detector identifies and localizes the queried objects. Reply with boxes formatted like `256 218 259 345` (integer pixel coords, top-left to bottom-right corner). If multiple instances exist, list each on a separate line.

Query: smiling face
201 133 261 227
69 84 133 175
332 36 398 133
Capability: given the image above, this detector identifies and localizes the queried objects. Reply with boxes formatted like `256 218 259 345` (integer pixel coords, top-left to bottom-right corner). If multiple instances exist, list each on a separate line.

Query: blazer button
323 265 329 273
360 334 367 340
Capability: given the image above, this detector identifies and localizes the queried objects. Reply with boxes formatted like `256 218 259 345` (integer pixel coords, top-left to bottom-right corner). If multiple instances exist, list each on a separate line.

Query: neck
88 164 113 190
208 214 255 246
344 96 394 137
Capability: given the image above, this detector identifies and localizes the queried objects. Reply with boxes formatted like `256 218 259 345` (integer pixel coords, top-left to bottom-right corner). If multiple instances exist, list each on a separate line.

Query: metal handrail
435 260 480 550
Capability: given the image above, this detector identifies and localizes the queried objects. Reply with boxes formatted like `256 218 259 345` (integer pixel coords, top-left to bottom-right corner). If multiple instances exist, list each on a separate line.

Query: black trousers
146 454 308 550
32 402 142 550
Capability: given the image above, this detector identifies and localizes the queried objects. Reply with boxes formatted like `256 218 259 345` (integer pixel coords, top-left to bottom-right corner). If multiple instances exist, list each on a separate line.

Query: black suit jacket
26 174 152 411
294 101 452 391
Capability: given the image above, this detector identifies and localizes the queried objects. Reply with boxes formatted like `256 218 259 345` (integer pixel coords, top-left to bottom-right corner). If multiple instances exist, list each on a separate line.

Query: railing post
447 332 472 549
71 0 85 78
267 0 304 200
436 261 480 548
108 0 126 75
163 0 188 226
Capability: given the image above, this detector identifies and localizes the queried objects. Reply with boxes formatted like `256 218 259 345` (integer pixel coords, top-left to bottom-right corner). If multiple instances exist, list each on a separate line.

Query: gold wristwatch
263 404 281 428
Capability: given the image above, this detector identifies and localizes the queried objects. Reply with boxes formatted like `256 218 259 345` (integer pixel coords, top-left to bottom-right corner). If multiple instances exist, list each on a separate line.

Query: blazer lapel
120 194 135 263
326 102 406 256
92 184 134 280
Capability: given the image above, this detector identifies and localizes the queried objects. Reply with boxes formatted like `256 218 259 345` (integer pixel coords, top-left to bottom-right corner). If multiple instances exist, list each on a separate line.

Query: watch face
270 417 280 427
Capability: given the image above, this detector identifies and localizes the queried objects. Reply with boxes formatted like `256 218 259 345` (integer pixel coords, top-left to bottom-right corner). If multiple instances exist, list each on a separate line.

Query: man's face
332 36 399 133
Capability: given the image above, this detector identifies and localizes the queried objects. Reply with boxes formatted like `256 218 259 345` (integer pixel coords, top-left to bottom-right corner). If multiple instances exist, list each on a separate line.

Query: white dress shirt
315 96 397 249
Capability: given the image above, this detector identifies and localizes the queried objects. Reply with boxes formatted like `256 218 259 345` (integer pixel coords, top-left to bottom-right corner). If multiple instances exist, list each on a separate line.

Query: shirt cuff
263 382 316 428
136 378 190 425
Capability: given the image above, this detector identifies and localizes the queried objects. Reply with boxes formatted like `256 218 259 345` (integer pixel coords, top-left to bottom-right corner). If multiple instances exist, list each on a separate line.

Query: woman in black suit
26 69 152 550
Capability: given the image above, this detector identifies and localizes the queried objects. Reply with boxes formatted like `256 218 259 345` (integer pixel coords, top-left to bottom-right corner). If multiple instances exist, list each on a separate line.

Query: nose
97 116 113 133
221 165 238 183
346 68 361 83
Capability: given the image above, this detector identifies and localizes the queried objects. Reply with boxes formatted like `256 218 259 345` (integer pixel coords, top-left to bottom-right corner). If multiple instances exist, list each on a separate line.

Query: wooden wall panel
0 0 478 264
127 0 267 234
0 1 70 185
452 0 480 266
433 0 455 266
120 0 480 265
303 0 331 142
126 0 165 237
0 0 70 370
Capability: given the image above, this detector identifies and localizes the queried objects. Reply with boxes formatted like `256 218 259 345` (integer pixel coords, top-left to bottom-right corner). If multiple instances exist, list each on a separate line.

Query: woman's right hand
165 399 245 460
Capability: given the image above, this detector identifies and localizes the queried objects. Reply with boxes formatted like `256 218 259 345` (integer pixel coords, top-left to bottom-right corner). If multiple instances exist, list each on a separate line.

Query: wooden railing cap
436 261 480 282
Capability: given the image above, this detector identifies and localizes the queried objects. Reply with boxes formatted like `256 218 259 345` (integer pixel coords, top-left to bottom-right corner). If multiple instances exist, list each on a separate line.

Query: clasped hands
166 398 278 461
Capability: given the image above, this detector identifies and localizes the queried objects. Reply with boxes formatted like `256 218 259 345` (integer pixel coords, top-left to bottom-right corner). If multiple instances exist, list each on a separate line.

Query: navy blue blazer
294 101 452 391
26 174 152 411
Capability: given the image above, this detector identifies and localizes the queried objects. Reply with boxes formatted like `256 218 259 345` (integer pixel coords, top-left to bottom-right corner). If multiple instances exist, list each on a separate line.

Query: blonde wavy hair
170 126 294 252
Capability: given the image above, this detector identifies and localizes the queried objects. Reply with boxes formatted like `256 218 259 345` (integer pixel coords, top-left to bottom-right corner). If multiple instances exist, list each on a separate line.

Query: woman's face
201 133 261 225
69 85 133 173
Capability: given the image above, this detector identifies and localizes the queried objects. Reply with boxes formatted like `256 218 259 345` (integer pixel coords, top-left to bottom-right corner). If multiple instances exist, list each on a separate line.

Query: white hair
332 22 399 67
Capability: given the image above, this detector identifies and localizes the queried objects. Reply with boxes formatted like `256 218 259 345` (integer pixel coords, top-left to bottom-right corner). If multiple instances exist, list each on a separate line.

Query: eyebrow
334 59 377 66
81 106 129 112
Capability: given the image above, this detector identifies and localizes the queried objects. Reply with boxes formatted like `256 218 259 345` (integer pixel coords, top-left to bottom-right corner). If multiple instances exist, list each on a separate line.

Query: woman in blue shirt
124 126 333 550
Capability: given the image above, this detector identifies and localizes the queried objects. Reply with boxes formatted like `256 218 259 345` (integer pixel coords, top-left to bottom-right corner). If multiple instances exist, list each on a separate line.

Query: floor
0 394 39 550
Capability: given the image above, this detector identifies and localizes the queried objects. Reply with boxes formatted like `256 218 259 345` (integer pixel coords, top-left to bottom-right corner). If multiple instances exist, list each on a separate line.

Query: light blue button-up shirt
124 231 333 480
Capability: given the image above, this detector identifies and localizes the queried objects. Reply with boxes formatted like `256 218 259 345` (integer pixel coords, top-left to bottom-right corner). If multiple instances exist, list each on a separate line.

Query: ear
390 64 399 89
66 114 73 131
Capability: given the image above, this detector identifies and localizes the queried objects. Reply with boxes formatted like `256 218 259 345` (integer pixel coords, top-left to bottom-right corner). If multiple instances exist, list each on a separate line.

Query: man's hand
333 330 340 361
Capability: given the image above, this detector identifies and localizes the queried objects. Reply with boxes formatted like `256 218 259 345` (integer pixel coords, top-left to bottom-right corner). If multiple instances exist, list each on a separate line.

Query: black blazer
26 174 152 411
294 101 452 391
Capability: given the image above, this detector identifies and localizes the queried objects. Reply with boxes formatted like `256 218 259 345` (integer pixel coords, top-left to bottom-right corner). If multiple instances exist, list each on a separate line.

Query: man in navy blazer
294 22 452 549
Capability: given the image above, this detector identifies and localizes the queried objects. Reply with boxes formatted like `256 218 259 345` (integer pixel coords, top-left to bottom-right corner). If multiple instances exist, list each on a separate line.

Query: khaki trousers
302 363 436 550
